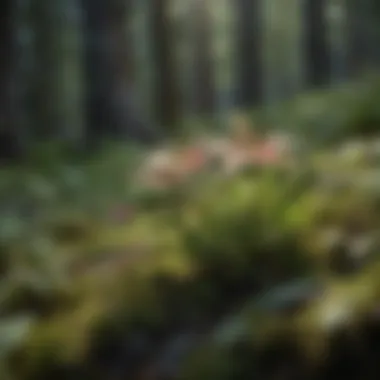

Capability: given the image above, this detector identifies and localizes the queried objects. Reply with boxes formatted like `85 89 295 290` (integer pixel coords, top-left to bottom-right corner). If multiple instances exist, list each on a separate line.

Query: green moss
11 212 196 378
5 100 380 379
180 174 316 286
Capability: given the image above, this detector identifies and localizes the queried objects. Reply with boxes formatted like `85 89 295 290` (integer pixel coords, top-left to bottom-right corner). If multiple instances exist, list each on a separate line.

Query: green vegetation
2 80 380 379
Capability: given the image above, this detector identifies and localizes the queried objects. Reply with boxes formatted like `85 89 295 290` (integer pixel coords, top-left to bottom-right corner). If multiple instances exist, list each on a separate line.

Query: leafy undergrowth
253 73 380 146
2 83 380 379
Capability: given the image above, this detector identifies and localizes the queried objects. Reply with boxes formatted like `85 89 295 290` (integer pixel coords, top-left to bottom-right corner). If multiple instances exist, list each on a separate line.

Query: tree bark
30 0 64 139
235 0 263 108
149 0 182 131
82 0 158 146
304 0 330 87
0 0 15 133
0 0 24 160
191 0 216 117
346 0 374 76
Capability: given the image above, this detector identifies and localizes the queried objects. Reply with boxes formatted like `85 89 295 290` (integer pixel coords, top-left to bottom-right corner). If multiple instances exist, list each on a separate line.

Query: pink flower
257 141 281 164
179 147 208 173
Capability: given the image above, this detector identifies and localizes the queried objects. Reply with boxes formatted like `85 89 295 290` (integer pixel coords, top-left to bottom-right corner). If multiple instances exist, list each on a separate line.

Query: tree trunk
82 0 158 146
0 0 15 134
304 0 330 87
191 0 216 117
30 0 65 140
371 0 380 64
235 0 263 108
60 0 85 145
346 0 374 76
0 0 24 160
149 0 182 131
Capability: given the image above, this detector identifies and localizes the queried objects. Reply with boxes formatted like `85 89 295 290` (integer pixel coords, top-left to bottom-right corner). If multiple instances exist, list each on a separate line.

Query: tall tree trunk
60 0 85 145
191 0 216 117
368 0 380 66
30 0 67 140
304 0 330 87
0 0 15 134
328 0 347 84
263 0 303 104
346 0 373 76
149 0 182 131
82 0 157 146
0 0 24 160
235 0 263 108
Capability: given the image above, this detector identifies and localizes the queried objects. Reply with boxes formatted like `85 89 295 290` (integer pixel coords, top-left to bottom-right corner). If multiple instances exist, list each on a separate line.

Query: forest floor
3 80 380 379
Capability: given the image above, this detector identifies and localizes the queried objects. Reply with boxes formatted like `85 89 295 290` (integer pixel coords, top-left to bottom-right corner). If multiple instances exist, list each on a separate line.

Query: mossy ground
3 79 380 379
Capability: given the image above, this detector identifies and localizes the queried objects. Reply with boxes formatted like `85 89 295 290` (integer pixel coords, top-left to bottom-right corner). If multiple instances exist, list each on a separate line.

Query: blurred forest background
2 0 380 379
3 0 380 151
